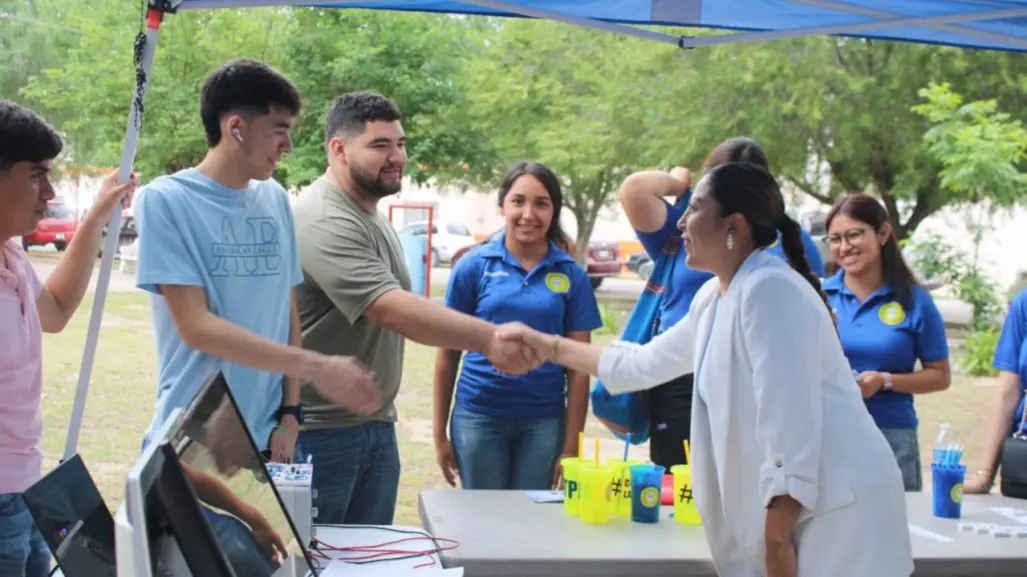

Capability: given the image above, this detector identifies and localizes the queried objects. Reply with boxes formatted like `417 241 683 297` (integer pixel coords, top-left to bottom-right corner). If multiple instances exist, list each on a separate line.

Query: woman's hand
765 539 797 577
246 510 289 565
551 451 577 490
963 469 994 495
435 439 460 487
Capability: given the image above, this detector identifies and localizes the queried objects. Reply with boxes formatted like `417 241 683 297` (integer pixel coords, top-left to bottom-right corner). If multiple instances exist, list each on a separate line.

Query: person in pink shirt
0 100 137 577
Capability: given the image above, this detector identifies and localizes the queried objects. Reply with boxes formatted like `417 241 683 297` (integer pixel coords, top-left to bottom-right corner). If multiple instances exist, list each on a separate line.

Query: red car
451 230 622 289
22 202 77 251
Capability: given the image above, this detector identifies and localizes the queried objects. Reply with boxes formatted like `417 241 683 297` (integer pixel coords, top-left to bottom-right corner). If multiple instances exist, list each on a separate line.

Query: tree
455 19 694 257
273 9 489 190
667 37 1027 240
21 2 293 179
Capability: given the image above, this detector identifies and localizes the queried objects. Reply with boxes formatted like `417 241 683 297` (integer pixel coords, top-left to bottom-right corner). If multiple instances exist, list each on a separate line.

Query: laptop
22 454 116 577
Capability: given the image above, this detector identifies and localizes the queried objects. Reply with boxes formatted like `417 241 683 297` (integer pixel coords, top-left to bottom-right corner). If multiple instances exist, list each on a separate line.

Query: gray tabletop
418 490 1027 577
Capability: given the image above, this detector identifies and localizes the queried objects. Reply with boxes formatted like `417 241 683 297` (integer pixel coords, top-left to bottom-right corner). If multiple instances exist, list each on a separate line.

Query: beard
350 163 403 199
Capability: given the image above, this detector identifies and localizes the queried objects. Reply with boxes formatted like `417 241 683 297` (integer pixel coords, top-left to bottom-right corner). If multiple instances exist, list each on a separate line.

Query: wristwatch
881 372 894 392
277 404 305 425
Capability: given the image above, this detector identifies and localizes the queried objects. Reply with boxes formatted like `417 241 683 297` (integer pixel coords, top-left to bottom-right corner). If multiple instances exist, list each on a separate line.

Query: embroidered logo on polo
545 272 571 294
878 302 906 326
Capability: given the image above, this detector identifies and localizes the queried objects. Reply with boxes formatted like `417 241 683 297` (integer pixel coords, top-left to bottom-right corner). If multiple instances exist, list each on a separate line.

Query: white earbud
232 128 243 143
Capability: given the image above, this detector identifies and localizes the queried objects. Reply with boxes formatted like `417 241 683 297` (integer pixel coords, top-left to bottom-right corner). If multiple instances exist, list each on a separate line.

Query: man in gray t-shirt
292 92 537 525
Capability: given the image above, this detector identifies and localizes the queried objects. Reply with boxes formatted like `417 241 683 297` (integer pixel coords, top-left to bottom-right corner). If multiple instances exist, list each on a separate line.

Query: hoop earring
726 233 735 250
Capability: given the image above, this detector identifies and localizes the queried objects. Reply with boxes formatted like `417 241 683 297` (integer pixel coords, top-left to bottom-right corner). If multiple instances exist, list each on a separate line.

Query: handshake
486 322 561 375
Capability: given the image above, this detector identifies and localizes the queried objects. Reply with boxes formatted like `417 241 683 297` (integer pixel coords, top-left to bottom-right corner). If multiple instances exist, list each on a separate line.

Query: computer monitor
22 454 116 577
168 373 319 577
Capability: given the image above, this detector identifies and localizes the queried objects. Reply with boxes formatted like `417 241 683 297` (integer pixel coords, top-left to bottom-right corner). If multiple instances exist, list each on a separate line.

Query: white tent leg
62 14 163 462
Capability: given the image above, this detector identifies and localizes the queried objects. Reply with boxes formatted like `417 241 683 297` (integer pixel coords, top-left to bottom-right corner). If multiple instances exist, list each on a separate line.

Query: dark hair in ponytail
825 193 917 309
706 162 831 315
497 160 570 251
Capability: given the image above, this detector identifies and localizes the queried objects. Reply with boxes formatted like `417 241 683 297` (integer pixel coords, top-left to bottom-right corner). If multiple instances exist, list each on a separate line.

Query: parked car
398 220 477 267
451 229 622 290
22 202 77 251
98 214 138 257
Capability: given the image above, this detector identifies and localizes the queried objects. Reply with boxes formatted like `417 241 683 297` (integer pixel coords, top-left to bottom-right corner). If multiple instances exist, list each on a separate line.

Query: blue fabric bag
590 195 687 444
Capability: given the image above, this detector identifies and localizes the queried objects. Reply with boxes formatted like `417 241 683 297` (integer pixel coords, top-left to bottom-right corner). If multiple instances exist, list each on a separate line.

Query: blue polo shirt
823 272 949 429
994 289 1027 434
636 200 826 333
446 235 603 419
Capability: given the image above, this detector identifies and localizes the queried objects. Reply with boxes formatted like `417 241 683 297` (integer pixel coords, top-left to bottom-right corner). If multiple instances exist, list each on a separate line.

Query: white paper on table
990 506 1027 526
320 560 464 577
908 523 954 543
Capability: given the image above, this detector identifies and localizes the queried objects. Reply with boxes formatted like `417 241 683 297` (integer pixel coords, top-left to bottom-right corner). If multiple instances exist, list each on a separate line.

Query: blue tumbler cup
931 463 966 519
629 464 666 523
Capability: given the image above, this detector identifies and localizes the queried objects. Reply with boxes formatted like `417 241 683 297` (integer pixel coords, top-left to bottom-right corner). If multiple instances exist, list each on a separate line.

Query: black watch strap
277 404 304 425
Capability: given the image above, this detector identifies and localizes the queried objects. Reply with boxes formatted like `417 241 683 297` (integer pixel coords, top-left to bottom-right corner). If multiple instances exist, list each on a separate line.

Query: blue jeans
450 405 565 490
296 422 400 525
205 508 279 577
880 427 923 492
0 493 50 577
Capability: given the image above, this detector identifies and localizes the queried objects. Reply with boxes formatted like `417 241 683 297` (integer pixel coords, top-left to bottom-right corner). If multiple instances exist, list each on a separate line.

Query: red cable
312 534 461 570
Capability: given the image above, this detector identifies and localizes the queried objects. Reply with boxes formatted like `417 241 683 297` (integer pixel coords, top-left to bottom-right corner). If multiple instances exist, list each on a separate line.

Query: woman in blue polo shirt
432 161 603 490
824 193 951 491
964 289 1027 494
619 137 825 469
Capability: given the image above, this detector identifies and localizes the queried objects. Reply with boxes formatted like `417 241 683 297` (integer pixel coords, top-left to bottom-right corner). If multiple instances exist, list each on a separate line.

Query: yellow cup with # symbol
605 458 643 517
560 456 590 516
670 464 702 525
577 464 615 525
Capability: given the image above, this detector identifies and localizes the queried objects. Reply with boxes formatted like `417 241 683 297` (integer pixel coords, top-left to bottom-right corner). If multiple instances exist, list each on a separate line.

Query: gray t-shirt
293 177 411 430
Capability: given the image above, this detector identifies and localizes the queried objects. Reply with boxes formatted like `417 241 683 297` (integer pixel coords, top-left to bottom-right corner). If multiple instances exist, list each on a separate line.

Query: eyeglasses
826 227 870 247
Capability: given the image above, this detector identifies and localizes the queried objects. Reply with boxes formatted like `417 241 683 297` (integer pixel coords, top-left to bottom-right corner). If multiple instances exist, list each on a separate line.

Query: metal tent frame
63 0 1027 460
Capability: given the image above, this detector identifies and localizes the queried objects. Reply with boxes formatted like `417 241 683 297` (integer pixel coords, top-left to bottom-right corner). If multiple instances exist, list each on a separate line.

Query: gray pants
880 428 923 492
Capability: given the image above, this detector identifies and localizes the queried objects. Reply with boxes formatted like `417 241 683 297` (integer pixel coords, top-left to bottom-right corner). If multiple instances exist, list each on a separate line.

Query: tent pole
62 5 170 462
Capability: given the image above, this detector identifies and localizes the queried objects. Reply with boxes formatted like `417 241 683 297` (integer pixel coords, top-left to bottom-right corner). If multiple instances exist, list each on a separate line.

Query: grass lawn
41 291 995 527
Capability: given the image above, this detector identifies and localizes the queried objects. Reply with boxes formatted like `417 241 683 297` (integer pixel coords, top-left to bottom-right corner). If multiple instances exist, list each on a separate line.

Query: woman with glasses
823 193 951 491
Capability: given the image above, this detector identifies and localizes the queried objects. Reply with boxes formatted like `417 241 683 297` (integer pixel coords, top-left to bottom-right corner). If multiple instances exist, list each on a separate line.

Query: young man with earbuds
133 58 382 470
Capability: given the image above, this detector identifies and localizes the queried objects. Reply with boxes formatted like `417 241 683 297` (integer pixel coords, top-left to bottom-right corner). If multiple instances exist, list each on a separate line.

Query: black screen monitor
169 372 319 576
22 454 116 577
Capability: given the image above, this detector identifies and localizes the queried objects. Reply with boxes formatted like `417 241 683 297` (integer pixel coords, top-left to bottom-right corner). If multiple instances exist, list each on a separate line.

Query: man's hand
268 416 299 463
486 322 543 374
435 439 460 487
303 355 381 413
857 371 886 398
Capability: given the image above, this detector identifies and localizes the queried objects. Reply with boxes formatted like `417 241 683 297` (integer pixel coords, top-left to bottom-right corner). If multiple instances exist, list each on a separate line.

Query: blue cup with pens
931 443 965 519
629 464 665 523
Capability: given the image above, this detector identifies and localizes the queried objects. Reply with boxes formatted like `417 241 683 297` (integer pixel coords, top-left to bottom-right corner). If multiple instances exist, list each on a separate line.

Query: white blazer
598 250 913 577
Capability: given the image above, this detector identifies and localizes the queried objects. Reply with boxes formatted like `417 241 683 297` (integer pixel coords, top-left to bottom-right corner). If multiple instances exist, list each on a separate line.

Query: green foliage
277 9 487 189
961 328 1001 378
912 82 1027 208
593 303 621 337
905 232 1004 376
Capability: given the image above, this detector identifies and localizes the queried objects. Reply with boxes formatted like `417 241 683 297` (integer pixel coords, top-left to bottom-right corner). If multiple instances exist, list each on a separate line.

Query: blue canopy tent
65 0 1027 459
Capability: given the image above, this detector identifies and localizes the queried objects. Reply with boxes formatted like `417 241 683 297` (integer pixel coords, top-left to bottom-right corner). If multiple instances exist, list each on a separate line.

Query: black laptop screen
21 454 116 577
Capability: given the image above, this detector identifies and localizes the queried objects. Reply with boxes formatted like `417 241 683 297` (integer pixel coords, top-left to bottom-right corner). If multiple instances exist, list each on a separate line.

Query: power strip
267 463 315 549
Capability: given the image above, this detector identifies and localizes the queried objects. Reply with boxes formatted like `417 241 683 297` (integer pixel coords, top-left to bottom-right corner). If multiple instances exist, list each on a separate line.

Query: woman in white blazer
499 162 913 577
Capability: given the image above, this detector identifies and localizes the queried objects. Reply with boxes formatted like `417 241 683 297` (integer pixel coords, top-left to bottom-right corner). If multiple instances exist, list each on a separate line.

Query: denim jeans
880 427 923 492
204 508 279 577
450 405 565 490
0 493 50 577
296 422 400 525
